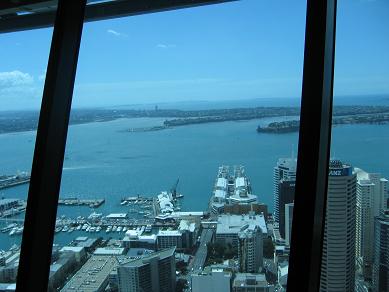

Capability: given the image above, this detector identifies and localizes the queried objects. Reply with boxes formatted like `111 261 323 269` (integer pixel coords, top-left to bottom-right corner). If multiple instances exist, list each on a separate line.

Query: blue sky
0 0 388 110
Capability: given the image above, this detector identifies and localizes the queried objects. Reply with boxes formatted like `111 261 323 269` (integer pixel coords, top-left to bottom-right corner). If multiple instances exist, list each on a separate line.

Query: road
189 228 214 271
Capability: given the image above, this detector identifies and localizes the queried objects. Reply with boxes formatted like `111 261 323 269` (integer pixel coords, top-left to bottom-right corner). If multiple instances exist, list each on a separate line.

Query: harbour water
1 115 389 250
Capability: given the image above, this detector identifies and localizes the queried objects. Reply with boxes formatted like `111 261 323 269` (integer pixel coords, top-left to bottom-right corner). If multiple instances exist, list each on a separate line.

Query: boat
9 228 17 236
121 200 127 205
76 225 81 231
117 226 122 232
62 226 69 232
112 226 117 232
96 226 101 232
55 226 62 233
82 224 88 231
86 226 91 232
88 212 103 220
106 226 112 233
122 227 127 232
68 227 75 233
89 227 96 232
2 223 18 233
14 227 23 235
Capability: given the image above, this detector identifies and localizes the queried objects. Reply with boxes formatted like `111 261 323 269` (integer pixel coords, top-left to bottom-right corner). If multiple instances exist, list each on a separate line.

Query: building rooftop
214 189 226 199
158 229 181 237
60 246 85 253
120 247 175 268
106 213 127 219
229 192 257 203
216 177 227 189
60 256 118 292
94 247 125 255
233 273 271 288
75 236 88 242
216 214 267 235
178 220 196 232
235 177 246 188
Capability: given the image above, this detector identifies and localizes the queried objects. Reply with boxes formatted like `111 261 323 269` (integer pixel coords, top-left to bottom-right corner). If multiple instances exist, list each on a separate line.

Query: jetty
58 198 105 208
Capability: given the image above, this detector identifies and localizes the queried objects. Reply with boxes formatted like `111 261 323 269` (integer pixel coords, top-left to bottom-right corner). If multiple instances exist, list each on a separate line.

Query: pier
58 198 105 208
0 174 30 190
121 195 154 203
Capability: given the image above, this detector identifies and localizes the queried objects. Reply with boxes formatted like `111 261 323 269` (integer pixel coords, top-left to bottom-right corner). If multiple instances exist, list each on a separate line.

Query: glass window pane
322 1 389 291
0 27 53 283
50 1 305 291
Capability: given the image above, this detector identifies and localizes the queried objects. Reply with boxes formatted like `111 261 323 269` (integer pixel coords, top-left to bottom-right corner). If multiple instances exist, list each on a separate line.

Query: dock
0 174 30 190
58 198 105 208
121 195 154 203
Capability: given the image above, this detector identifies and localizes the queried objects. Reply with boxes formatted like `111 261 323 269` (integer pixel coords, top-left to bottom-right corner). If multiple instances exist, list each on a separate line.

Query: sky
0 0 388 110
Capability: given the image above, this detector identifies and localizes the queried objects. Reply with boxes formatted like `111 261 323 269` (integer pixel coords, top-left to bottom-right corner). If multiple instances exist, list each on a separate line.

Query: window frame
0 0 338 290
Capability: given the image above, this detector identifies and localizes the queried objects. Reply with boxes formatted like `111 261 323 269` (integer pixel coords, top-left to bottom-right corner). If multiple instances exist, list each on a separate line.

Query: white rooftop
60 246 85 253
179 220 196 232
214 189 227 199
106 213 127 219
216 177 228 189
94 247 125 255
158 229 182 236
216 214 267 235
235 177 246 188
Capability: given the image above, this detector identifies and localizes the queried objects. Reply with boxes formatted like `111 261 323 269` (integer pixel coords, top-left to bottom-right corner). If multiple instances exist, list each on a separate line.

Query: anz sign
329 166 352 177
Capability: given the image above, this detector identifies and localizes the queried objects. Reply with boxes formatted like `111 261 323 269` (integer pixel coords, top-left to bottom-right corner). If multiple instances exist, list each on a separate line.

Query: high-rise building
238 224 263 273
320 160 356 292
273 158 297 223
191 268 232 292
278 180 295 239
285 203 294 246
372 209 389 292
117 247 176 292
215 213 267 249
355 168 388 279
232 273 274 292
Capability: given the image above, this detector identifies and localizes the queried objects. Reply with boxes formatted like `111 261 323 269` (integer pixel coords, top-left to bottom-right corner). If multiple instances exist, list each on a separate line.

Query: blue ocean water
1 116 389 250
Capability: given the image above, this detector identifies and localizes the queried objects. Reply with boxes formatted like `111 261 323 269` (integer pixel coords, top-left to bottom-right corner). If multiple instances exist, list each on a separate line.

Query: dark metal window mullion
16 1 86 291
287 0 337 291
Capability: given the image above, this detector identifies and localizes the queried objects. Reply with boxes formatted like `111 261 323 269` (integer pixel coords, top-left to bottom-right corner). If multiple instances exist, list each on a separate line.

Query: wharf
0 175 30 190
59 198 105 208
121 195 154 203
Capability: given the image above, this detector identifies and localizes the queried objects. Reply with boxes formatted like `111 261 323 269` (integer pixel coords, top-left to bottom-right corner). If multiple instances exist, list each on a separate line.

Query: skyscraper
238 224 263 273
372 209 389 292
320 160 356 292
273 158 297 223
285 202 294 246
117 247 176 292
355 168 388 279
278 179 295 239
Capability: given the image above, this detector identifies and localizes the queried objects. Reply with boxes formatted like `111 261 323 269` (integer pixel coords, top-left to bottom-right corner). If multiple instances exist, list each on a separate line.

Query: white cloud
107 29 127 37
156 43 176 49
0 70 43 109
0 70 34 87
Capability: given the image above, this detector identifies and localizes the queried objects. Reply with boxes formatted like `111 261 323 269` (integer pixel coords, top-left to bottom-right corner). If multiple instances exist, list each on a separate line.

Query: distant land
257 113 389 134
2 105 389 135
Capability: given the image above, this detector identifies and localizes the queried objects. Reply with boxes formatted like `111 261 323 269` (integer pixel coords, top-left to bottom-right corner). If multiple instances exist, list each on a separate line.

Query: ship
208 165 257 215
